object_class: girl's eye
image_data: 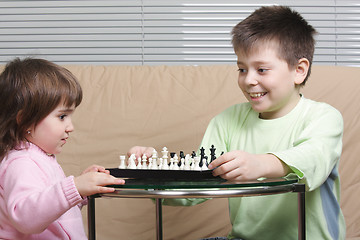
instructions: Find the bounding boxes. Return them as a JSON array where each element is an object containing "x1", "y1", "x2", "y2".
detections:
[{"x1": 59, "y1": 114, "x2": 67, "y2": 120}]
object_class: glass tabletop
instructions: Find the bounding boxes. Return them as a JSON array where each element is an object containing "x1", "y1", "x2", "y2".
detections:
[{"x1": 108, "y1": 177, "x2": 298, "y2": 190}]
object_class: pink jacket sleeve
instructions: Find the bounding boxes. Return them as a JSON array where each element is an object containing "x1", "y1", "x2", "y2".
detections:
[{"x1": 2, "y1": 158, "x2": 83, "y2": 234}]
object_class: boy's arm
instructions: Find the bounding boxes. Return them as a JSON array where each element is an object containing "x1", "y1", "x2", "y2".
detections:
[{"x1": 209, "y1": 152, "x2": 290, "y2": 181}]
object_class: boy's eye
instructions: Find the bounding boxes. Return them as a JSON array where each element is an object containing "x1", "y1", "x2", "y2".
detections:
[
  {"x1": 258, "y1": 68, "x2": 268, "y2": 73},
  {"x1": 237, "y1": 68, "x2": 247, "y2": 73}
]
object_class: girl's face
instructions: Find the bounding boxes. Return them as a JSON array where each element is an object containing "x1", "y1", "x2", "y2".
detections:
[
  {"x1": 26, "y1": 102, "x2": 75, "y2": 155},
  {"x1": 236, "y1": 44, "x2": 307, "y2": 119}
]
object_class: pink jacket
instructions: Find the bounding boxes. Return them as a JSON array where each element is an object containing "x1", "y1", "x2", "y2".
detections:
[{"x1": 0, "y1": 143, "x2": 87, "y2": 239}]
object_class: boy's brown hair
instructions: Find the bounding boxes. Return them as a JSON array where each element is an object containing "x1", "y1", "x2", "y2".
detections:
[
  {"x1": 231, "y1": 5, "x2": 317, "y2": 84},
  {"x1": 0, "y1": 57, "x2": 82, "y2": 160}
]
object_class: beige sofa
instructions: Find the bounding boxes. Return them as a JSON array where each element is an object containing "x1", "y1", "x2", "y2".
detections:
[{"x1": 49, "y1": 65, "x2": 360, "y2": 239}]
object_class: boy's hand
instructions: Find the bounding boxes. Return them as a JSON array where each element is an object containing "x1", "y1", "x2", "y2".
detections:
[
  {"x1": 208, "y1": 151, "x2": 289, "y2": 181},
  {"x1": 127, "y1": 146, "x2": 155, "y2": 159},
  {"x1": 74, "y1": 171, "x2": 125, "y2": 197}
]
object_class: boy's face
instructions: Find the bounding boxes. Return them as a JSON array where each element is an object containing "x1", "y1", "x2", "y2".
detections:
[
  {"x1": 26, "y1": 102, "x2": 76, "y2": 155},
  {"x1": 236, "y1": 44, "x2": 305, "y2": 119}
]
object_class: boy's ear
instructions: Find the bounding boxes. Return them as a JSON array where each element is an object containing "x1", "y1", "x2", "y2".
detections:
[{"x1": 294, "y1": 58, "x2": 310, "y2": 85}]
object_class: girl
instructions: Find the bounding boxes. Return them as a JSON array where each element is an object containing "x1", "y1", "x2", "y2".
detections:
[{"x1": 0, "y1": 58, "x2": 124, "y2": 239}]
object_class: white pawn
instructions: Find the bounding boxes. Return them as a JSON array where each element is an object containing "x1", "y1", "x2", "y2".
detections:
[
  {"x1": 161, "y1": 157, "x2": 169, "y2": 170},
  {"x1": 127, "y1": 154, "x2": 137, "y2": 169},
  {"x1": 190, "y1": 157, "x2": 195, "y2": 170},
  {"x1": 201, "y1": 157, "x2": 209, "y2": 170},
  {"x1": 184, "y1": 154, "x2": 191, "y2": 170},
  {"x1": 180, "y1": 158, "x2": 185, "y2": 170},
  {"x1": 118, "y1": 155, "x2": 126, "y2": 169},
  {"x1": 151, "y1": 156, "x2": 158, "y2": 170},
  {"x1": 137, "y1": 157, "x2": 142, "y2": 169},
  {"x1": 158, "y1": 158, "x2": 164, "y2": 169},
  {"x1": 193, "y1": 156, "x2": 201, "y2": 170},
  {"x1": 173, "y1": 154, "x2": 180, "y2": 170},
  {"x1": 148, "y1": 157, "x2": 153, "y2": 169},
  {"x1": 169, "y1": 157, "x2": 174, "y2": 170},
  {"x1": 142, "y1": 154, "x2": 148, "y2": 169}
]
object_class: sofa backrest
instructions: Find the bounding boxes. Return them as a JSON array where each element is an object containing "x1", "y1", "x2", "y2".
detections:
[
  {"x1": 61, "y1": 64, "x2": 359, "y2": 239},
  {"x1": 1, "y1": 64, "x2": 358, "y2": 239}
]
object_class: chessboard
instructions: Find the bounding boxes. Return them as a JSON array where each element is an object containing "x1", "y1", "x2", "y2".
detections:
[{"x1": 107, "y1": 145, "x2": 221, "y2": 180}]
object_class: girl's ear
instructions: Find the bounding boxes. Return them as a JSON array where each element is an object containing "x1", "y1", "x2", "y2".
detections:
[
  {"x1": 16, "y1": 110, "x2": 23, "y2": 125},
  {"x1": 294, "y1": 58, "x2": 310, "y2": 85}
]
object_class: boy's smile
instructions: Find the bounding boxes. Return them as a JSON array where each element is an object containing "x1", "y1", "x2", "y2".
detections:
[{"x1": 236, "y1": 43, "x2": 307, "y2": 119}]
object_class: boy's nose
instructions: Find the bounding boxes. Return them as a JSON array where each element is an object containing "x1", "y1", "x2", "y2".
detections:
[{"x1": 244, "y1": 71, "x2": 258, "y2": 85}]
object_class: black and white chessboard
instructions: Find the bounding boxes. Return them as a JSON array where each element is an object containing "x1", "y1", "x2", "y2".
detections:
[{"x1": 108, "y1": 146, "x2": 219, "y2": 180}]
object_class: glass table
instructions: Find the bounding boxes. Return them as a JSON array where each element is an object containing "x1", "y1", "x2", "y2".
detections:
[{"x1": 88, "y1": 177, "x2": 305, "y2": 240}]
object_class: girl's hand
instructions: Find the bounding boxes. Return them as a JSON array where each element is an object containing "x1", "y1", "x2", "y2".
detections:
[
  {"x1": 74, "y1": 172, "x2": 125, "y2": 197},
  {"x1": 81, "y1": 164, "x2": 110, "y2": 175}
]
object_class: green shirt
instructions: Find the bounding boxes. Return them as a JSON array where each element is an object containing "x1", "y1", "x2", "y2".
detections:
[{"x1": 165, "y1": 96, "x2": 346, "y2": 240}]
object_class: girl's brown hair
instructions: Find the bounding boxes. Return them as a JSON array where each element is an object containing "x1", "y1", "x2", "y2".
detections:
[{"x1": 0, "y1": 58, "x2": 82, "y2": 160}]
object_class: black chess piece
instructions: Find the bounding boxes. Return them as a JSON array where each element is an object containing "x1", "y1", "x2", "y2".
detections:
[
  {"x1": 210, "y1": 145, "x2": 216, "y2": 163},
  {"x1": 199, "y1": 147, "x2": 206, "y2": 167}
]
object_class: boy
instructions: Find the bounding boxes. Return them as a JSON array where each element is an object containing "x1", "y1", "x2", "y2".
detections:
[{"x1": 130, "y1": 5, "x2": 345, "y2": 240}]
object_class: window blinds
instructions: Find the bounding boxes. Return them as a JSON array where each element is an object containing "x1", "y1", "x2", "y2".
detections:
[{"x1": 0, "y1": 0, "x2": 359, "y2": 66}]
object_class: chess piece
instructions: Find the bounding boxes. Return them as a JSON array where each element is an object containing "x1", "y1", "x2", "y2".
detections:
[
  {"x1": 137, "y1": 157, "x2": 142, "y2": 169},
  {"x1": 173, "y1": 154, "x2": 180, "y2": 170},
  {"x1": 142, "y1": 154, "x2": 148, "y2": 169},
  {"x1": 193, "y1": 156, "x2": 201, "y2": 170},
  {"x1": 199, "y1": 147, "x2": 206, "y2": 167},
  {"x1": 169, "y1": 157, "x2": 174, "y2": 170},
  {"x1": 180, "y1": 158, "x2": 185, "y2": 170},
  {"x1": 127, "y1": 154, "x2": 137, "y2": 169},
  {"x1": 118, "y1": 155, "x2": 126, "y2": 169},
  {"x1": 161, "y1": 147, "x2": 169, "y2": 170},
  {"x1": 210, "y1": 145, "x2": 216, "y2": 163},
  {"x1": 184, "y1": 154, "x2": 191, "y2": 170},
  {"x1": 201, "y1": 157, "x2": 209, "y2": 170}
]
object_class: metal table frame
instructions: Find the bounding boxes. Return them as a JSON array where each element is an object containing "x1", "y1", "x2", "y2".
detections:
[{"x1": 88, "y1": 182, "x2": 305, "y2": 240}]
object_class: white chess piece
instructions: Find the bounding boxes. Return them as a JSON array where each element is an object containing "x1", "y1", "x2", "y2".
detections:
[
  {"x1": 137, "y1": 157, "x2": 142, "y2": 169},
  {"x1": 161, "y1": 157, "x2": 169, "y2": 170},
  {"x1": 193, "y1": 156, "x2": 201, "y2": 170},
  {"x1": 173, "y1": 154, "x2": 180, "y2": 170},
  {"x1": 127, "y1": 154, "x2": 137, "y2": 169},
  {"x1": 151, "y1": 156, "x2": 158, "y2": 170},
  {"x1": 142, "y1": 154, "x2": 148, "y2": 169},
  {"x1": 190, "y1": 157, "x2": 195, "y2": 170},
  {"x1": 161, "y1": 147, "x2": 168, "y2": 165},
  {"x1": 148, "y1": 157, "x2": 153, "y2": 169},
  {"x1": 118, "y1": 155, "x2": 126, "y2": 169},
  {"x1": 152, "y1": 149, "x2": 159, "y2": 166},
  {"x1": 184, "y1": 154, "x2": 191, "y2": 170},
  {"x1": 180, "y1": 158, "x2": 185, "y2": 170},
  {"x1": 201, "y1": 157, "x2": 209, "y2": 170},
  {"x1": 169, "y1": 157, "x2": 174, "y2": 170},
  {"x1": 158, "y1": 158, "x2": 165, "y2": 169}
]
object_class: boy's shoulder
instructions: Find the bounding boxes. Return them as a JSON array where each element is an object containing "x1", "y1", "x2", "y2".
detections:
[{"x1": 301, "y1": 97, "x2": 342, "y2": 118}]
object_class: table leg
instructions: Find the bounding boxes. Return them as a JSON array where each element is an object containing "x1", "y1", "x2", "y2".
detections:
[
  {"x1": 88, "y1": 196, "x2": 96, "y2": 240},
  {"x1": 155, "y1": 198, "x2": 163, "y2": 240},
  {"x1": 295, "y1": 184, "x2": 306, "y2": 240}
]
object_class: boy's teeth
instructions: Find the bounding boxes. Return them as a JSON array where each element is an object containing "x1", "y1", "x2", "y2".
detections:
[{"x1": 250, "y1": 93, "x2": 265, "y2": 98}]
